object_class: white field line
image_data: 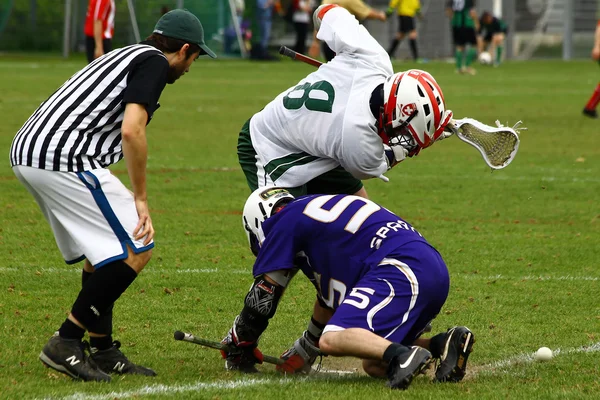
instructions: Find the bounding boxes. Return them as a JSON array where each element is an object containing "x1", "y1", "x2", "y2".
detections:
[
  {"x1": 474, "y1": 342, "x2": 600, "y2": 374},
  {"x1": 44, "y1": 342, "x2": 600, "y2": 400},
  {"x1": 2, "y1": 267, "x2": 597, "y2": 282},
  {"x1": 44, "y1": 378, "x2": 295, "y2": 400}
]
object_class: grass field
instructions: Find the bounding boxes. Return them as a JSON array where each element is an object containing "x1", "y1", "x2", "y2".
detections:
[{"x1": 0, "y1": 55, "x2": 599, "y2": 399}]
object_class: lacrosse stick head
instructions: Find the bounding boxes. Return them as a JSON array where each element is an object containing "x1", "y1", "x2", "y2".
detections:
[
  {"x1": 242, "y1": 187, "x2": 295, "y2": 255},
  {"x1": 450, "y1": 118, "x2": 522, "y2": 169},
  {"x1": 379, "y1": 70, "x2": 452, "y2": 152}
]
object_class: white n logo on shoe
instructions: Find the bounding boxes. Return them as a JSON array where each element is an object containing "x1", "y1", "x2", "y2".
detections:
[
  {"x1": 66, "y1": 355, "x2": 80, "y2": 366},
  {"x1": 114, "y1": 362, "x2": 125, "y2": 372}
]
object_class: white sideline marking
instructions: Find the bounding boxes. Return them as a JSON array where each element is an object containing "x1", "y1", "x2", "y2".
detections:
[
  {"x1": 45, "y1": 378, "x2": 294, "y2": 400},
  {"x1": 0, "y1": 267, "x2": 249, "y2": 275},
  {"x1": 457, "y1": 274, "x2": 599, "y2": 282},
  {"x1": 2, "y1": 267, "x2": 597, "y2": 283},
  {"x1": 43, "y1": 342, "x2": 600, "y2": 399},
  {"x1": 475, "y1": 342, "x2": 600, "y2": 374}
]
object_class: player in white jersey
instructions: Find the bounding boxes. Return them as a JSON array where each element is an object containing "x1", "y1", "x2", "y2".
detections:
[
  {"x1": 238, "y1": 4, "x2": 453, "y2": 198},
  {"x1": 10, "y1": 10, "x2": 215, "y2": 382}
]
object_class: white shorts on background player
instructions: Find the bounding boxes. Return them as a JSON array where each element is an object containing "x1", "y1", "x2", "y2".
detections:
[
  {"x1": 12, "y1": 166, "x2": 153, "y2": 267},
  {"x1": 249, "y1": 6, "x2": 394, "y2": 188}
]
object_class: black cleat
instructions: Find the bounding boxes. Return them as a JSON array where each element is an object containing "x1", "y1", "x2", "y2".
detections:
[
  {"x1": 387, "y1": 346, "x2": 433, "y2": 390},
  {"x1": 39, "y1": 333, "x2": 111, "y2": 382},
  {"x1": 583, "y1": 108, "x2": 598, "y2": 119},
  {"x1": 90, "y1": 341, "x2": 157, "y2": 376},
  {"x1": 434, "y1": 326, "x2": 475, "y2": 383}
]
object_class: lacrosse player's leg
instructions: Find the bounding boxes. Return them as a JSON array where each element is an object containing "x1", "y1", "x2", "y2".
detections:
[
  {"x1": 452, "y1": 27, "x2": 465, "y2": 72},
  {"x1": 319, "y1": 246, "x2": 449, "y2": 389},
  {"x1": 583, "y1": 80, "x2": 600, "y2": 118},
  {"x1": 305, "y1": 166, "x2": 366, "y2": 198},
  {"x1": 492, "y1": 31, "x2": 506, "y2": 66}
]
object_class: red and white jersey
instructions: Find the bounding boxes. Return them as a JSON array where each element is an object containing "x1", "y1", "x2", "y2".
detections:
[
  {"x1": 84, "y1": 0, "x2": 116, "y2": 39},
  {"x1": 249, "y1": 6, "x2": 393, "y2": 187}
]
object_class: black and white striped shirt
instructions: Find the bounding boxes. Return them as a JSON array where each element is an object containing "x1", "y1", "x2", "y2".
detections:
[{"x1": 10, "y1": 43, "x2": 169, "y2": 172}]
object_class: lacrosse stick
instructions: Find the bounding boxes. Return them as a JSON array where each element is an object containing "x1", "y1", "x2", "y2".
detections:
[
  {"x1": 278, "y1": 45, "x2": 523, "y2": 169},
  {"x1": 173, "y1": 330, "x2": 284, "y2": 366}
]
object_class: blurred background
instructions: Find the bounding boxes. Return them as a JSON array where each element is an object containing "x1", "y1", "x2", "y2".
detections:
[{"x1": 0, "y1": 0, "x2": 597, "y2": 60}]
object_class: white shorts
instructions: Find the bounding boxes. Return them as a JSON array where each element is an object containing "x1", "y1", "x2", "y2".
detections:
[{"x1": 13, "y1": 166, "x2": 153, "y2": 268}]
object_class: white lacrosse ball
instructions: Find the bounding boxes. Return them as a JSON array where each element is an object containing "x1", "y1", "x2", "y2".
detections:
[
  {"x1": 534, "y1": 347, "x2": 553, "y2": 361},
  {"x1": 478, "y1": 51, "x2": 492, "y2": 65}
]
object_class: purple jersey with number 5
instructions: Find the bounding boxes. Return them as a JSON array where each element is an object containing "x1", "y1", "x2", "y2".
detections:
[{"x1": 252, "y1": 194, "x2": 437, "y2": 308}]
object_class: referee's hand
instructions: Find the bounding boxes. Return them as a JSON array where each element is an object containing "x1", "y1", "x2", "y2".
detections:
[{"x1": 134, "y1": 198, "x2": 154, "y2": 245}]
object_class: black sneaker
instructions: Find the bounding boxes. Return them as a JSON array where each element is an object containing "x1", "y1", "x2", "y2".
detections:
[
  {"x1": 39, "y1": 334, "x2": 111, "y2": 382},
  {"x1": 387, "y1": 346, "x2": 432, "y2": 390},
  {"x1": 434, "y1": 326, "x2": 475, "y2": 383},
  {"x1": 583, "y1": 108, "x2": 598, "y2": 118},
  {"x1": 90, "y1": 341, "x2": 157, "y2": 376}
]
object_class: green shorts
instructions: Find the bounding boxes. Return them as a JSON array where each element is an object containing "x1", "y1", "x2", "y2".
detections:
[{"x1": 237, "y1": 118, "x2": 363, "y2": 197}]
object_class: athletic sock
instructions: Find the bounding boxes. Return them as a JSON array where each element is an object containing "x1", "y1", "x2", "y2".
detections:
[
  {"x1": 465, "y1": 47, "x2": 477, "y2": 67},
  {"x1": 496, "y1": 45, "x2": 503, "y2": 64},
  {"x1": 585, "y1": 83, "x2": 600, "y2": 110},
  {"x1": 388, "y1": 39, "x2": 400, "y2": 56},
  {"x1": 90, "y1": 335, "x2": 114, "y2": 351},
  {"x1": 58, "y1": 318, "x2": 86, "y2": 340},
  {"x1": 455, "y1": 50, "x2": 464, "y2": 70},
  {"x1": 82, "y1": 268, "x2": 114, "y2": 336},
  {"x1": 428, "y1": 332, "x2": 447, "y2": 359},
  {"x1": 383, "y1": 343, "x2": 409, "y2": 363},
  {"x1": 71, "y1": 260, "x2": 138, "y2": 330},
  {"x1": 82, "y1": 269, "x2": 93, "y2": 286},
  {"x1": 409, "y1": 39, "x2": 418, "y2": 61}
]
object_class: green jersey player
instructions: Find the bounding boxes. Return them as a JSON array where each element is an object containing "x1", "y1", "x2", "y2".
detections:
[{"x1": 446, "y1": 0, "x2": 479, "y2": 74}]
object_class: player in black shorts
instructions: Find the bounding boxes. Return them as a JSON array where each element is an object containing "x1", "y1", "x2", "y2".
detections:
[
  {"x1": 478, "y1": 11, "x2": 508, "y2": 67},
  {"x1": 386, "y1": 1, "x2": 422, "y2": 61},
  {"x1": 447, "y1": 0, "x2": 478, "y2": 75}
]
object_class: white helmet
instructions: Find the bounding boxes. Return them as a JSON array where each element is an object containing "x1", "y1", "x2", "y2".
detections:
[
  {"x1": 380, "y1": 69, "x2": 453, "y2": 153},
  {"x1": 242, "y1": 187, "x2": 295, "y2": 255}
]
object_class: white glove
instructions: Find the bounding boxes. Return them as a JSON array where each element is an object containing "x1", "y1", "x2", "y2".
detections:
[
  {"x1": 313, "y1": 4, "x2": 339, "y2": 32},
  {"x1": 384, "y1": 144, "x2": 408, "y2": 169}
]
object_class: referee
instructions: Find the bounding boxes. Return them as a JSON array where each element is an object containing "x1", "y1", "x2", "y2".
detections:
[
  {"x1": 9, "y1": 9, "x2": 215, "y2": 382},
  {"x1": 386, "y1": 0, "x2": 422, "y2": 61}
]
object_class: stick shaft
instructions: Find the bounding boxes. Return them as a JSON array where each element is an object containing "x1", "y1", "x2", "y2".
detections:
[
  {"x1": 279, "y1": 46, "x2": 323, "y2": 68},
  {"x1": 174, "y1": 331, "x2": 284, "y2": 365}
]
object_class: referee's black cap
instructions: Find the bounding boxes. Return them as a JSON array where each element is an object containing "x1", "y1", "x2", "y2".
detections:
[{"x1": 153, "y1": 9, "x2": 216, "y2": 58}]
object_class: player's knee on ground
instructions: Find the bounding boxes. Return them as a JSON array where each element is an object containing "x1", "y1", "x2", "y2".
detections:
[
  {"x1": 124, "y1": 248, "x2": 152, "y2": 273},
  {"x1": 362, "y1": 359, "x2": 388, "y2": 378},
  {"x1": 319, "y1": 331, "x2": 344, "y2": 356}
]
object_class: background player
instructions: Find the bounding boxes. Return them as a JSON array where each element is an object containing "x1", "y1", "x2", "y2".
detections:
[
  {"x1": 446, "y1": 0, "x2": 479, "y2": 75},
  {"x1": 84, "y1": 0, "x2": 116, "y2": 63},
  {"x1": 9, "y1": 9, "x2": 216, "y2": 382},
  {"x1": 583, "y1": 17, "x2": 600, "y2": 118},
  {"x1": 386, "y1": 0, "x2": 422, "y2": 62},
  {"x1": 477, "y1": 10, "x2": 508, "y2": 67},
  {"x1": 238, "y1": 5, "x2": 453, "y2": 200},
  {"x1": 219, "y1": 187, "x2": 474, "y2": 390}
]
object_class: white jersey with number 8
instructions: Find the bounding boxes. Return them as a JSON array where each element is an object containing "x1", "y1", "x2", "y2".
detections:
[{"x1": 249, "y1": 6, "x2": 393, "y2": 188}]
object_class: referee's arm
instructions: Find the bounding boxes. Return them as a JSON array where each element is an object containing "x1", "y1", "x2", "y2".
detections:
[{"x1": 122, "y1": 104, "x2": 154, "y2": 244}]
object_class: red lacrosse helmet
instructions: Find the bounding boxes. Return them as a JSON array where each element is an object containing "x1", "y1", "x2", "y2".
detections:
[{"x1": 379, "y1": 69, "x2": 453, "y2": 154}]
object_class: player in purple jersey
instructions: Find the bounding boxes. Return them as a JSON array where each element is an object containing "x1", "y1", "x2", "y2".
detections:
[{"x1": 220, "y1": 187, "x2": 474, "y2": 390}]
